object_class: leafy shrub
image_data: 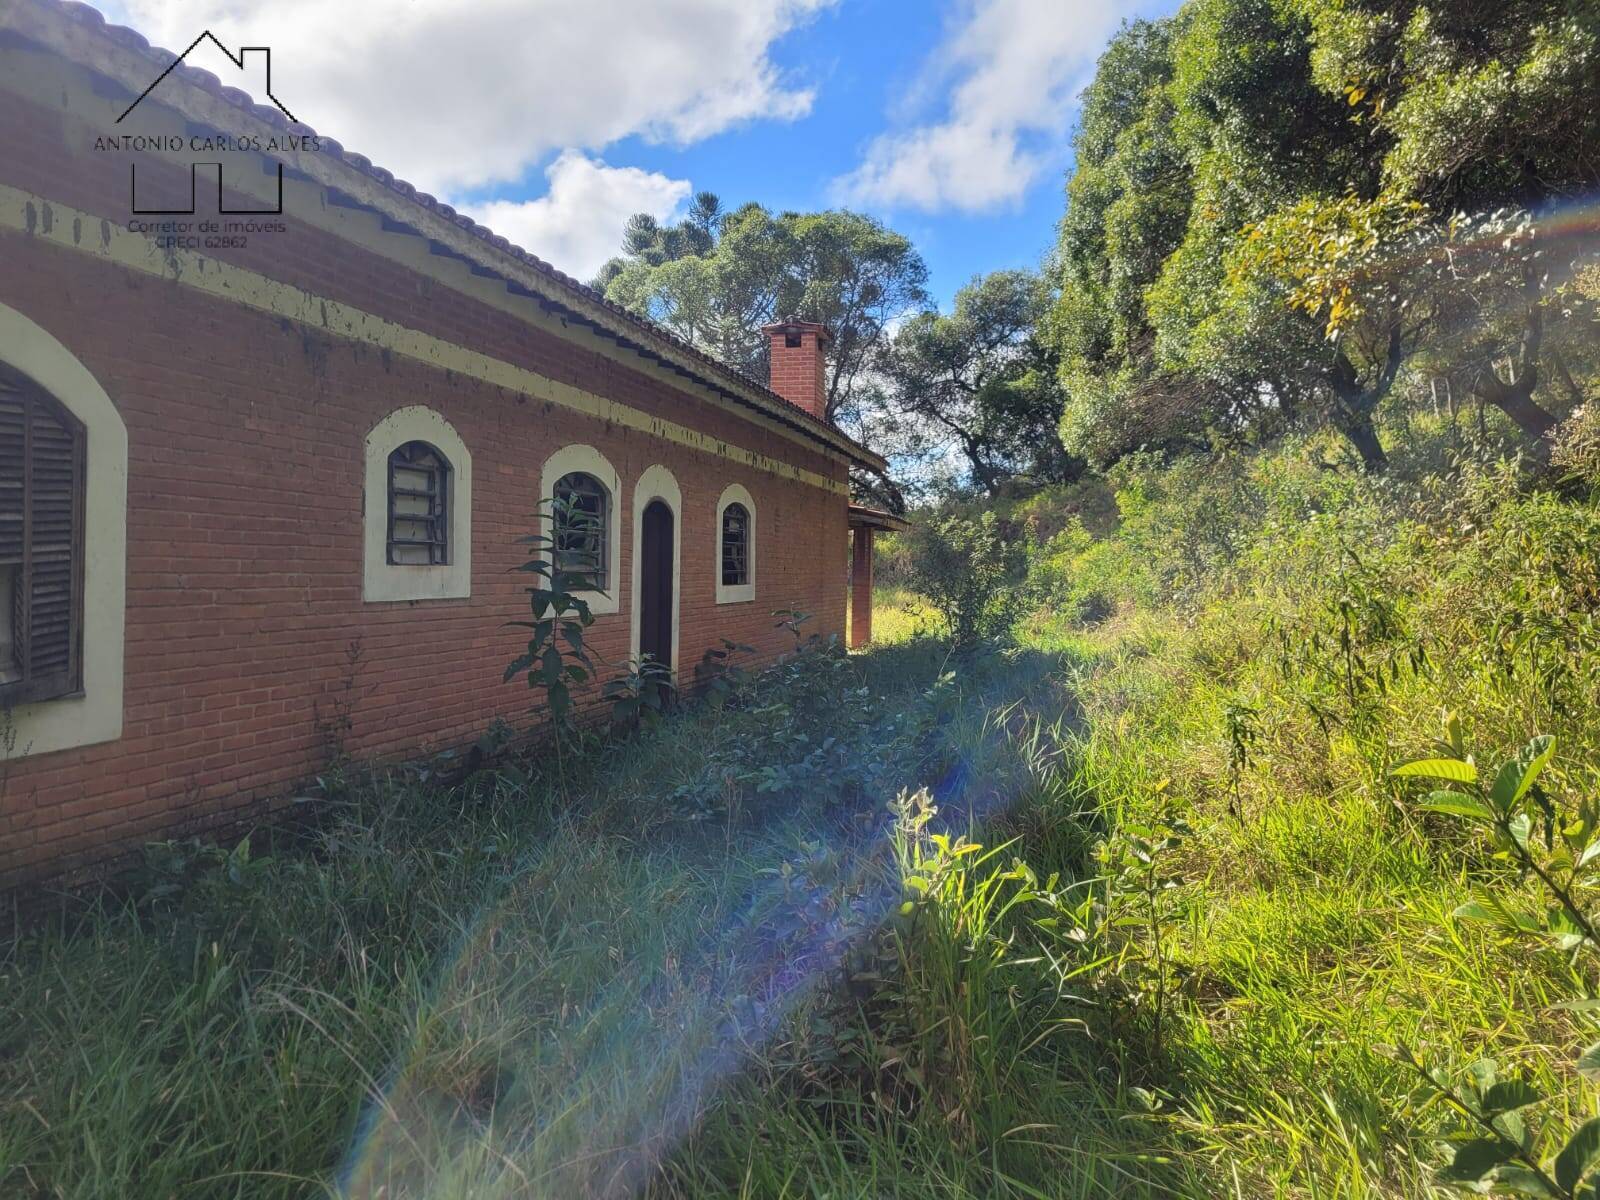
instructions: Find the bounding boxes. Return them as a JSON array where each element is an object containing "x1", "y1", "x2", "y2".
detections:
[
  {"x1": 872, "y1": 530, "x2": 915, "y2": 589},
  {"x1": 600, "y1": 654, "x2": 675, "y2": 735},
  {"x1": 659, "y1": 637, "x2": 961, "y2": 825},
  {"x1": 1026, "y1": 517, "x2": 1118, "y2": 624},
  {"x1": 1390, "y1": 723, "x2": 1600, "y2": 1198},
  {"x1": 1553, "y1": 404, "x2": 1600, "y2": 492},
  {"x1": 902, "y1": 510, "x2": 1026, "y2": 646}
]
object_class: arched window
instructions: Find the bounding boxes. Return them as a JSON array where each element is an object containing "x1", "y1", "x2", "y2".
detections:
[
  {"x1": 387, "y1": 441, "x2": 451, "y2": 565},
  {"x1": 539, "y1": 445, "x2": 619, "y2": 614},
  {"x1": 554, "y1": 471, "x2": 610, "y2": 591},
  {"x1": 0, "y1": 302, "x2": 127, "y2": 759},
  {"x1": 364, "y1": 407, "x2": 471, "y2": 602},
  {"x1": 721, "y1": 503, "x2": 750, "y2": 587},
  {"x1": 714, "y1": 483, "x2": 756, "y2": 604},
  {"x1": 0, "y1": 365, "x2": 86, "y2": 706}
]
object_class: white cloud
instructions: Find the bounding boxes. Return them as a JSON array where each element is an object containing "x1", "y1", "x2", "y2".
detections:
[
  {"x1": 101, "y1": 0, "x2": 831, "y2": 196},
  {"x1": 834, "y1": 0, "x2": 1143, "y2": 213},
  {"x1": 464, "y1": 152, "x2": 691, "y2": 280}
]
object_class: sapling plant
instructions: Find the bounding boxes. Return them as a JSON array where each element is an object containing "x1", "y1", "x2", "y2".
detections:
[
  {"x1": 504, "y1": 497, "x2": 599, "y2": 784},
  {"x1": 1222, "y1": 699, "x2": 1259, "y2": 819},
  {"x1": 1395, "y1": 716, "x2": 1594, "y2": 951},
  {"x1": 601, "y1": 654, "x2": 676, "y2": 735},
  {"x1": 1390, "y1": 715, "x2": 1600, "y2": 1196},
  {"x1": 693, "y1": 638, "x2": 755, "y2": 709},
  {"x1": 1381, "y1": 1044, "x2": 1600, "y2": 1199},
  {"x1": 1094, "y1": 786, "x2": 1189, "y2": 1058},
  {"x1": 1271, "y1": 545, "x2": 1428, "y2": 731},
  {"x1": 772, "y1": 606, "x2": 814, "y2": 652}
]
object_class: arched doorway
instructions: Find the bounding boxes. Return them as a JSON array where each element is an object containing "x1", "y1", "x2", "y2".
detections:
[{"x1": 639, "y1": 499, "x2": 674, "y2": 677}]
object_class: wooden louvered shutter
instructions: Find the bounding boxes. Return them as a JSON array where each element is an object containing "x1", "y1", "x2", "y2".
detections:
[{"x1": 0, "y1": 368, "x2": 86, "y2": 706}]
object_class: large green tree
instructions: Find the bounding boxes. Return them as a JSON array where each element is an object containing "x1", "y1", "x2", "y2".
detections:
[
  {"x1": 1051, "y1": 0, "x2": 1600, "y2": 470},
  {"x1": 1052, "y1": 17, "x2": 1200, "y2": 467},
  {"x1": 1290, "y1": 0, "x2": 1600, "y2": 445},
  {"x1": 595, "y1": 197, "x2": 929, "y2": 427},
  {"x1": 875, "y1": 270, "x2": 1079, "y2": 497},
  {"x1": 1065, "y1": 0, "x2": 1406, "y2": 470}
]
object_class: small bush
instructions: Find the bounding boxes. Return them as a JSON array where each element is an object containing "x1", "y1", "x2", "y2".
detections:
[
  {"x1": 1553, "y1": 404, "x2": 1600, "y2": 492},
  {"x1": 901, "y1": 510, "x2": 1027, "y2": 647}
]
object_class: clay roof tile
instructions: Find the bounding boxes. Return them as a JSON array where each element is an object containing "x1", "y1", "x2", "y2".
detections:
[{"x1": 18, "y1": 0, "x2": 883, "y2": 470}]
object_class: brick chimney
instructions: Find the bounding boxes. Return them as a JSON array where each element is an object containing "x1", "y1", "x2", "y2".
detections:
[{"x1": 761, "y1": 319, "x2": 832, "y2": 422}]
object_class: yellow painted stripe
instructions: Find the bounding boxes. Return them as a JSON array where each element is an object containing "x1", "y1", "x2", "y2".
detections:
[{"x1": 0, "y1": 184, "x2": 848, "y2": 496}]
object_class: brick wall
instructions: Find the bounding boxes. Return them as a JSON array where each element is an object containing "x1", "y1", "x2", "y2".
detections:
[{"x1": 0, "y1": 77, "x2": 851, "y2": 889}]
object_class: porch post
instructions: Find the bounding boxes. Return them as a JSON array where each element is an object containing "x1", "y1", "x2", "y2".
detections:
[{"x1": 850, "y1": 526, "x2": 873, "y2": 648}]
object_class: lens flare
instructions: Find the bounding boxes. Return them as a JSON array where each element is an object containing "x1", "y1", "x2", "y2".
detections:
[{"x1": 334, "y1": 695, "x2": 1032, "y2": 1198}]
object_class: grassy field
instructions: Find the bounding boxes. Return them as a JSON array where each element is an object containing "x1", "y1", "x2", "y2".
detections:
[
  {"x1": 6, "y1": 427, "x2": 1600, "y2": 1197},
  {"x1": 996, "y1": 431, "x2": 1600, "y2": 1198},
  {"x1": 1, "y1": 632, "x2": 1111, "y2": 1198}
]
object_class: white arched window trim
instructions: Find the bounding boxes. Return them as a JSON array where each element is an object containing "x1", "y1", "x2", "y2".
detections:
[
  {"x1": 0, "y1": 301, "x2": 127, "y2": 759},
  {"x1": 539, "y1": 444, "x2": 622, "y2": 616},
  {"x1": 630, "y1": 465, "x2": 683, "y2": 677},
  {"x1": 715, "y1": 482, "x2": 757, "y2": 605},
  {"x1": 363, "y1": 407, "x2": 472, "y2": 603}
]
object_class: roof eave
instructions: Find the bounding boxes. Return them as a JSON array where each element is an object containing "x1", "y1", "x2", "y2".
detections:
[{"x1": 6, "y1": 0, "x2": 887, "y2": 473}]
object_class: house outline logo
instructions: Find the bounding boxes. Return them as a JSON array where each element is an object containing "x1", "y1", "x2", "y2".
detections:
[
  {"x1": 117, "y1": 31, "x2": 296, "y2": 125},
  {"x1": 116, "y1": 32, "x2": 301, "y2": 216}
]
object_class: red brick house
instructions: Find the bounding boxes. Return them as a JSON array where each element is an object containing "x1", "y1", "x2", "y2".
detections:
[{"x1": 0, "y1": 0, "x2": 896, "y2": 889}]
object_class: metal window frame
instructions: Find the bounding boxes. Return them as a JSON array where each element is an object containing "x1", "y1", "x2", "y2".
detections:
[
  {"x1": 386, "y1": 440, "x2": 450, "y2": 566},
  {"x1": 0, "y1": 372, "x2": 87, "y2": 708},
  {"x1": 553, "y1": 471, "x2": 610, "y2": 592},
  {"x1": 720, "y1": 502, "x2": 750, "y2": 587}
]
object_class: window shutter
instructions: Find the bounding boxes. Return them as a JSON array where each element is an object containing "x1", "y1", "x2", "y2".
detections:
[
  {"x1": 0, "y1": 386, "x2": 22, "y2": 567},
  {"x1": 0, "y1": 373, "x2": 85, "y2": 704},
  {"x1": 553, "y1": 472, "x2": 609, "y2": 591}
]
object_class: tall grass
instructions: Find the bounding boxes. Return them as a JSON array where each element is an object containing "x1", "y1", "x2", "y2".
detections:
[
  {"x1": 9, "y1": 421, "x2": 1600, "y2": 1197},
  {"x1": 2, "y1": 637, "x2": 1124, "y2": 1198},
  {"x1": 996, "y1": 425, "x2": 1600, "y2": 1197}
]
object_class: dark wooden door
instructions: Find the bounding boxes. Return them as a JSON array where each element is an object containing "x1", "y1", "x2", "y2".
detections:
[{"x1": 640, "y1": 500, "x2": 674, "y2": 674}]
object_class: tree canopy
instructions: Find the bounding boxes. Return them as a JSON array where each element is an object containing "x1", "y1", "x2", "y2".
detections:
[
  {"x1": 1051, "y1": 0, "x2": 1600, "y2": 471},
  {"x1": 595, "y1": 196, "x2": 929, "y2": 428},
  {"x1": 873, "y1": 270, "x2": 1079, "y2": 497}
]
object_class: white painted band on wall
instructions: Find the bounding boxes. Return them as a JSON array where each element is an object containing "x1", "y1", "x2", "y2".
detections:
[{"x1": 0, "y1": 185, "x2": 849, "y2": 498}]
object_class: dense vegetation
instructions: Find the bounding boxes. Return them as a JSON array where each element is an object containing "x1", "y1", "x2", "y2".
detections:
[
  {"x1": 857, "y1": 1, "x2": 1600, "y2": 1194},
  {"x1": 1050, "y1": 0, "x2": 1598, "y2": 472},
  {"x1": 0, "y1": 627, "x2": 1092, "y2": 1197},
  {"x1": 874, "y1": 406, "x2": 1600, "y2": 1196},
  {"x1": 5, "y1": 1, "x2": 1599, "y2": 1196},
  {"x1": 15, "y1": 412, "x2": 1600, "y2": 1197}
]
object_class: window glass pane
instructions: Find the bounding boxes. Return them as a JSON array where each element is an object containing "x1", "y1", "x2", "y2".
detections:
[
  {"x1": 554, "y1": 472, "x2": 608, "y2": 590},
  {"x1": 722, "y1": 503, "x2": 749, "y2": 586}
]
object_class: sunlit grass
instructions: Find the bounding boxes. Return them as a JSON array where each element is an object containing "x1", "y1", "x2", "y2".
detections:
[
  {"x1": 870, "y1": 584, "x2": 941, "y2": 646},
  {"x1": 1, "y1": 638, "x2": 1126, "y2": 1198},
  {"x1": 9, "y1": 451, "x2": 1600, "y2": 1199}
]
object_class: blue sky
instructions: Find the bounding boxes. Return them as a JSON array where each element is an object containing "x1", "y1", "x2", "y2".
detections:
[
  {"x1": 104, "y1": 0, "x2": 1179, "y2": 310},
  {"x1": 613, "y1": 0, "x2": 1024, "y2": 307}
]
